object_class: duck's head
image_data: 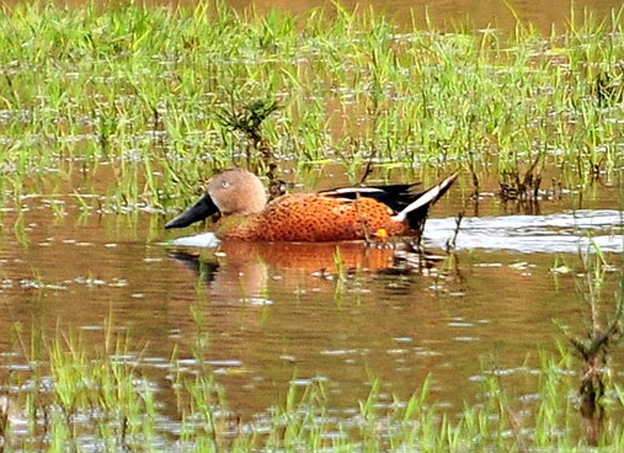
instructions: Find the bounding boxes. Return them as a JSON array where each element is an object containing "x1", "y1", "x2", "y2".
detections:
[{"x1": 165, "y1": 168, "x2": 268, "y2": 229}]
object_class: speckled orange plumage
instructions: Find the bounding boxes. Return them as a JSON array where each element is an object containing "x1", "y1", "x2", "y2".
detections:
[
  {"x1": 216, "y1": 194, "x2": 408, "y2": 242},
  {"x1": 165, "y1": 168, "x2": 459, "y2": 242}
]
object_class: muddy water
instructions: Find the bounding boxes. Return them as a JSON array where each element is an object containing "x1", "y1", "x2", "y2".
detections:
[
  {"x1": 4, "y1": 0, "x2": 621, "y2": 32},
  {"x1": 0, "y1": 170, "x2": 622, "y2": 424},
  {"x1": 228, "y1": 0, "x2": 622, "y2": 33}
]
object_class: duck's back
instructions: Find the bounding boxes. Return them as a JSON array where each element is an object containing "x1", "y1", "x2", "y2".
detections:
[{"x1": 221, "y1": 194, "x2": 408, "y2": 242}]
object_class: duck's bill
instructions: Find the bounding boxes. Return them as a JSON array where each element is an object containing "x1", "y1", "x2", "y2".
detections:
[{"x1": 165, "y1": 193, "x2": 219, "y2": 229}]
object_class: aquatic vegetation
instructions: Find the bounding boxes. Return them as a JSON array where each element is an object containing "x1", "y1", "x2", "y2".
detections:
[
  {"x1": 0, "y1": 3, "x2": 622, "y2": 218},
  {"x1": 1, "y1": 313, "x2": 624, "y2": 451},
  {"x1": 216, "y1": 97, "x2": 279, "y2": 161},
  {"x1": 554, "y1": 246, "x2": 624, "y2": 445}
]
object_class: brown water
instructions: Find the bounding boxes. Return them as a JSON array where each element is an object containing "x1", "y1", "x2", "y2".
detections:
[
  {"x1": 2, "y1": 0, "x2": 620, "y2": 33},
  {"x1": 228, "y1": 0, "x2": 622, "y2": 32},
  {"x1": 1, "y1": 168, "x2": 622, "y2": 426}
]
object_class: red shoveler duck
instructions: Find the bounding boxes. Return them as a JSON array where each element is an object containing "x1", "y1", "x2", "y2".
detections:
[{"x1": 165, "y1": 168, "x2": 458, "y2": 242}]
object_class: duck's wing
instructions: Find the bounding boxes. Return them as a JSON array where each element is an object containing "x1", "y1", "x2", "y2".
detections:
[
  {"x1": 390, "y1": 172, "x2": 458, "y2": 230},
  {"x1": 319, "y1": 172, "x2": 458, "y2": 231},
  {"x1": 318, "y1": 183, "x2": 421, "y2": 213}
]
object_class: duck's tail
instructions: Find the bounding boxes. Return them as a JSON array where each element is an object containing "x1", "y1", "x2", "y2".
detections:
[{"x1": 391, "y1": 171, "x2": 459, "y2": 231}]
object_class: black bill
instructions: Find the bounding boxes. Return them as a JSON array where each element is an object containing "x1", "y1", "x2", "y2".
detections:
[{"x1": 165, "y1": 192, "x2": 219, "y2": 229}]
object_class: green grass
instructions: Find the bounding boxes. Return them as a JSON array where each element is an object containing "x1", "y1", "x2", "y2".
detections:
[
  {"x1": 0, "y1": 2, "x2": 623, "y2": 216},
  {"x1": 1, "y1": 318, "x2": 624, "y2": 452}
]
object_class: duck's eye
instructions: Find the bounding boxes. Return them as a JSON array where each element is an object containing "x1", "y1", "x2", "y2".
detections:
[{"x1": 221, "y1": 180, "x2": 230, "y2": 188}]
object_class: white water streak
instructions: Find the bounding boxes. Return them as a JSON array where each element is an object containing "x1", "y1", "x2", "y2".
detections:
[{"x1": 424, "y1": 210, "x2": 624, "y2": 253}]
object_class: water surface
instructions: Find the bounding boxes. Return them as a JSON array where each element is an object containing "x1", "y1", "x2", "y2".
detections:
[
  {"x1": 1, "y1": 174, "x2": 622, "y2": 424},
  {"x1": 229, "y1": 0, "x2": 622, "y2": 33},
  {"x1": 2, "y1": 0, "x2": 621, "y2": 33}
]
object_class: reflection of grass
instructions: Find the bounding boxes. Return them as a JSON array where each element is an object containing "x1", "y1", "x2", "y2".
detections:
[
  {"x1": 0, "y1": 4, "x2": 623, "y2": 217},
  {"x1": 3, "y1": 317, "x2": 624, "y2": 451}
]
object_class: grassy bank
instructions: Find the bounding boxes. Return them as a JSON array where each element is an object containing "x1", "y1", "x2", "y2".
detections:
[{"x1": 0, "y1": 3, "x2": 623, "y2": 214}]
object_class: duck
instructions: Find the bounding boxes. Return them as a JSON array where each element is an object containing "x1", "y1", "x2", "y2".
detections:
[{"x1": 165, "y1": 168, "x2": 458, "y2": 242}]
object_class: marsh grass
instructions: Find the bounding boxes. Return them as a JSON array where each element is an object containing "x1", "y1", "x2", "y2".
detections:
[
  {"x1": 553, "y1": 246, "x2": 624, "y2": 445},
  {"x1": 0, "y1": 3, "x2": 623, "y2": 218},
  {"x1": 2, "y1": 316, "x2": 624, "y2": 452},
  {"x1": 216, "y1": 97, "x2": 279, "y2": 160}
]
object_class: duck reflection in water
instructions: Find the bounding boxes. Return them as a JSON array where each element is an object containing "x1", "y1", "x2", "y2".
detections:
[{"x1": 169, "y1": 240, "x2": 445, "y2": 301}]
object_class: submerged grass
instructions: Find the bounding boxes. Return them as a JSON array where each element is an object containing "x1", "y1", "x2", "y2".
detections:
[{"x1": 0, "y1": 3, "x2": 623, "y2": 215}]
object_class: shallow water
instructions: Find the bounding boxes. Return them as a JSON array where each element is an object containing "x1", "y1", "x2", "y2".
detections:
[
  {"x1": 1, "y1": 174, "x2": 622, "y2": 428},
  {"x1": 0, "y1": 0, "x2": 622, "y2": 445},
  {"x1": 228, "y1": 0, "x2": 623, "y2": 33},
  {"x1": 13, "y1": 0, "x2": 622, "y2": 33}
]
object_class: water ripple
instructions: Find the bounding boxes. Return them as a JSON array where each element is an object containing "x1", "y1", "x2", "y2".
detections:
[{"x1": 425, "y1": 209, "x2": 624, "y2": 253}]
